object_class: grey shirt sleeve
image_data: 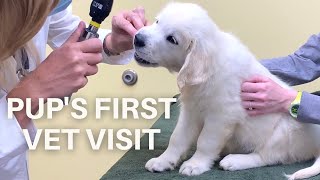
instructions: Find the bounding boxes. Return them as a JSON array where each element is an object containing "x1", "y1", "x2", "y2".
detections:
[
  {"x1": 298, "y1": 92, "x2": 320, "y2": 124},
  {"x1": 261, "y1": 34, "x2": 320, "y2": 86},
  {"x1": 260, "y1": 34, "x2": 320, "y2": 124}
]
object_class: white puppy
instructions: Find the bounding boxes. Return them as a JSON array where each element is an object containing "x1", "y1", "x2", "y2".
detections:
[{"x1": 134, "y1": 2, "x2": 320, "y2": 180}]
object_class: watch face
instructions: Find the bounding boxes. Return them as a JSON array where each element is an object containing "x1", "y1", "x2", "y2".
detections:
[{"x1": 290, "y1": 104, "x2": 300, "y2": 118}]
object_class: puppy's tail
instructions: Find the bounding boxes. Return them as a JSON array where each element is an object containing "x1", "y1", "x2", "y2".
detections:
[{"x1": 285, "y1": 156, "x2": 320, "y2": 180}]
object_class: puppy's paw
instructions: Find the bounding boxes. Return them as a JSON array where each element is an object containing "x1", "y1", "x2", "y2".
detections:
[
  {"x1": 285, "y1": 170, "x2": 316, "y2": 180},
  {"x1": 179, "y1": 159, "x2": 210, "y2": 176},
  {"x1": 284, "y1": 173, "x2": 296, "y2": 180},
  {"x1": 145, "y1": 157, "x2": 176, "y2": 173},
  {"x1": 219, "y1": 154, "x2": 247, "y2": 171}
]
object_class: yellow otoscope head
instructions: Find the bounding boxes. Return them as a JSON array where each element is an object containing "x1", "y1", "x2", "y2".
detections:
[
  {"x1": 89, "y1": 21, "x2": 101, "y2": 29},
  {"x1": 79, "y1": 0, "x2": 113, "y2": 41}
]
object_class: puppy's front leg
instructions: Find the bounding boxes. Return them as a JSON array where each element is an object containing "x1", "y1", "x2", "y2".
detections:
[
  {"x1": 179, "y1": 119, "x2": 234, "y2": 176},
  {"x1": 145, "y1": 107, "x2": 202, "y2": 173}
]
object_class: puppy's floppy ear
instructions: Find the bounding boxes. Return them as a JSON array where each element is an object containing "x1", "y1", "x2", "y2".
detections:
[{"x1": 177, "y1": 39, "x2": 213, "y2": 90}]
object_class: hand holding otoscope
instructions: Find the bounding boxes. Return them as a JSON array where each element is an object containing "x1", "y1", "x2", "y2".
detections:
[
  {"x1": 64, "y1": 0, "x2": 114, "y2": 103},
  {"x1": 62, "y1": 0, "x2": 149, "y2": 103}
]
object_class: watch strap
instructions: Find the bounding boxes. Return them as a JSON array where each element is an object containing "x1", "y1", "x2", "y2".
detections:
[
  {"x1": 292, "y1": 91, "x2": 302, "y2": 105},
  {"x1": 289, "y1": 91, "x2": 302, "y2": 118}
]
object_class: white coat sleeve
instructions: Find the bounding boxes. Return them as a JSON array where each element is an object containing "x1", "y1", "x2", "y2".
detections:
[
  {"x1": 0, "y1": 96, "x2": 36, "y2": 165},
  {"x1": 47, "y1": 7, "x2": 134, "y2": 65}
]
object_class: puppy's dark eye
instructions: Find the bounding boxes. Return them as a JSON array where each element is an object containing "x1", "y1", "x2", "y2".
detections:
[
  {"x1": 167, "y1": 35, "x2": 178, "y2": 45},
  {"x1": 156, "y1": 20, "x2": 159, "y2": 24}
]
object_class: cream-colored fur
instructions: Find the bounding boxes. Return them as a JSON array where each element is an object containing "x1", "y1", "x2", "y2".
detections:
[{"x1": 134, "y1": 3, "x2": 320, "y2": 179}]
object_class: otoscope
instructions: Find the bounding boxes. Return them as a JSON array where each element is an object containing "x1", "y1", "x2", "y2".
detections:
[
  {"x1": 64, "y1": 0, "x2": 114, "y2": 104},
  {"x1": 79, "y1": 0, "x2": 114, "y2": 41}
]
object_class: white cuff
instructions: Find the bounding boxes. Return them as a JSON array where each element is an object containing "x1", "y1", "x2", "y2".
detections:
[{"x1": 102, "y1": 49, "x2": 134, "y2": 65}]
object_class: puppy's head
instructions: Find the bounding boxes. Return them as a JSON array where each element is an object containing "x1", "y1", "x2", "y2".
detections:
[{"x1": 134, "y1": 3, "x2": 219, "y2": 89}]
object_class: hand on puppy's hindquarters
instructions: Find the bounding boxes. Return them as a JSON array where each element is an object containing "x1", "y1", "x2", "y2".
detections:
[{"x1": 241, "y1": 75, "x2": 297, "y2": 116}]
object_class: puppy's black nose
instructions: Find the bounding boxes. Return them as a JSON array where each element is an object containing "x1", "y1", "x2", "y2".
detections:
[{"x1": 134, "y1": 34, "x2": 145, "y2": 47}]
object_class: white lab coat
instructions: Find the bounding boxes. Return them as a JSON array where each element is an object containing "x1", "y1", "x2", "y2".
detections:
[{"x1": 0, "y1": 8, "x2": 133, "y2": 180}]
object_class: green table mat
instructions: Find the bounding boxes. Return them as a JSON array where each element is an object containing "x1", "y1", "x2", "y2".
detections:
[{"x1": 101, "y1": 102, "x2": 318, "y2": 180}]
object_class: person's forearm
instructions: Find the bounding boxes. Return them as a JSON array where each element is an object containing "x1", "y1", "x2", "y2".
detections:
[
  {"x1": 105, "y1": 33, "x2": 118, "y2": 54},
  {"x1": 6, "y1": 94, "x2": 36, "y2": 129},
  {"x1": 261, "y1": 55, "x2": 320, "y2": 86},
  {"x1": 296, "y1": 92, "x2": 320, "y2": 124},
  {"x1": 6, "y1": 73, "x2": 46, "y2": 129},
  {"x1": 261, "y1": 34, "x2": 320, "y2": 86}
]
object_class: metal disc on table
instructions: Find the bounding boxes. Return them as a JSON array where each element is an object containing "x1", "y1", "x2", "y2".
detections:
[{"x1": 122, "y1": 69, "x2": 138, "y2": 86}]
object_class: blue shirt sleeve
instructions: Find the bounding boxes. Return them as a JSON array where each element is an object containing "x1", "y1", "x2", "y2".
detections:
[{"x1": 261, "y1": 34, "x2": 320, "y2": 124}]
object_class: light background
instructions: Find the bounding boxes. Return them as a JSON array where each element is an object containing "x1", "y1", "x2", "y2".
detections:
[{"x1": 30, "y1": 1, "x2": 320, "y2": 180}]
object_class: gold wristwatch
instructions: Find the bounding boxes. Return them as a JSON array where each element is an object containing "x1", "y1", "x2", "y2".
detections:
[{"x1": 289, "y1": 91, "x2": 302, "y2": 118}]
